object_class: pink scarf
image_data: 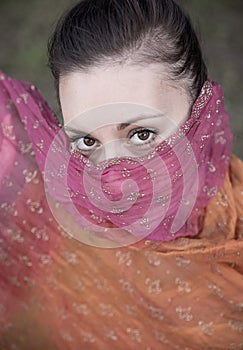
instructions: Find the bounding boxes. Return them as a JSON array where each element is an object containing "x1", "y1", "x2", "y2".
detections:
[{"x1": 0, "y1": 71, "x2": 233, "y2": 246}]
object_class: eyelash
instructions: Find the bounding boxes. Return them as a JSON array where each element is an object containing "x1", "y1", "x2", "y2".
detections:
[
  {"x1": 68, "y1": 127, "x2": 159, "y2": 152},
  {"x1": 128, "y1": 127, "x2": 159, "y2": 146}
]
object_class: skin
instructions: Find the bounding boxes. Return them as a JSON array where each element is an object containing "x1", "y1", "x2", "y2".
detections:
[{"x1": 59, "y1": 64, "x2": 193, "y2": 163}]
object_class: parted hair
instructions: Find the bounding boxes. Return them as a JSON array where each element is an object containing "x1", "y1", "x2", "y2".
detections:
[{"x1": 48, "y1": 0, "x2": 208, "y2": 103}]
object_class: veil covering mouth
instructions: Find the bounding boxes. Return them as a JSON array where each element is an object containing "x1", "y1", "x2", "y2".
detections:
[
  {"x1": 0, "y1": 70, "x2": 233, "y2": 245},
  {"x1": 0, "y1": 70, "x2": 243, "y2": 349}
]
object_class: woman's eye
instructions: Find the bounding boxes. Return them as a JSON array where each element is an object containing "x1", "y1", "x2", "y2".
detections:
[
  {"x1": 70, "y1": 136, "x2": 99, "y2": 152},
  {"x1": 129, "y1": 128, "x2": 159, "y2": 146},
  {"x1": 83, "y1": 137, "x2": 96, "y2": 147}
]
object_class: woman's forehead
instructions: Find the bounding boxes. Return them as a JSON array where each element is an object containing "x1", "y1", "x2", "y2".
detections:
[
  {"x1": 59, "y1": 66, "x2": 191, "y2": 128},
  {"x1": 63, "y1": 103, "x2": 165, "y2": 133}
]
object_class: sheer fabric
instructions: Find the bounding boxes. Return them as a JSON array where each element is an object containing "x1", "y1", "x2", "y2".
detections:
[
  {"x1": 2, "y1": 73, "x2": 233, "y2": 244},
  {"x1": 0, "y1": 71, "x2": 243, "y2": 349}
]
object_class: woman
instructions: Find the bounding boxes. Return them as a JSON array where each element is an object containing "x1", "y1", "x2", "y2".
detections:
[{"x1": 0, "y1": 0, "x2": 243, "y2": 349}]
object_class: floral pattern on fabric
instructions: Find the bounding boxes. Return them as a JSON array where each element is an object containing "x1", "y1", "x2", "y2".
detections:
[{"x1": 0, "y1": 70, "x2": 242, "y2": 349}]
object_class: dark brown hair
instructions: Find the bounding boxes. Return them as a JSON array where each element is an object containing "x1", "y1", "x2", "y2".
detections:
[{"x1": 48, "y1": 0, "x2": 207, "y2": 106}]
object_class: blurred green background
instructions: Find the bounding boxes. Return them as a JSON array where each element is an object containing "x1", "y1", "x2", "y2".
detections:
[{"x1": 0, "y1": 0, "x2": 242, "y2": 158}]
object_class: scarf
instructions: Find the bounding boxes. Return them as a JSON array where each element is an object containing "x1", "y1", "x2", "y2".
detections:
[
  {"x1": 1, "y1": 70, "x2": 243, "y2": 350},
  {"x1": 0, "y1": 72, "x2": 232, "y2": 246}
]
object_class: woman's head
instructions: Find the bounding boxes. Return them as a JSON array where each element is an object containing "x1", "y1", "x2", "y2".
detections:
[
  {"x1": 48, "y1": 0, "x2": 208, "y2": 162},
  {"x1": 43, "y1": 1, "x2": 234, "y2": 242}
]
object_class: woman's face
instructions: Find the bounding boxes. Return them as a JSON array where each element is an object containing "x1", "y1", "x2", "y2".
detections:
[{"x1": 59, "y1": 64, "x2": 192, "y2": 163}]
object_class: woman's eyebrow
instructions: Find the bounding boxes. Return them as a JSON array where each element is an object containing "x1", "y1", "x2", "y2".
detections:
[
  {"x1": 63, "y1": 128, "x2": 87, "y2": 137},
  {"x1": 117, "y1": 113, "x2": 164, "y2": 131},
  {"x1": 64, "y1": 113, "x2": 164, "y2": 135}
]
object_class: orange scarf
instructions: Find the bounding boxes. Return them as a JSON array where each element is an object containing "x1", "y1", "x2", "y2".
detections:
[
  {"x1": 0, "y1": 70, "x2": 242, "y2": 349},
  {"x1": 1, "y1": 154, "x2": 243, "y2": 349}
]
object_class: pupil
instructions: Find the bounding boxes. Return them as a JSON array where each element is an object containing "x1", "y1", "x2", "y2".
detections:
[
  {"x1": 138, "y1": 131, "x2": 149, "y2": 141},
  {"x1": 84, "y1": 137, "x2": 95, "y2": 146}
]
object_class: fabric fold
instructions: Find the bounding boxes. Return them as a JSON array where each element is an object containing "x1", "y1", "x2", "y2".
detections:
[{"x1": 0, "y1": 70, "x2": 243, "y2": 350}]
